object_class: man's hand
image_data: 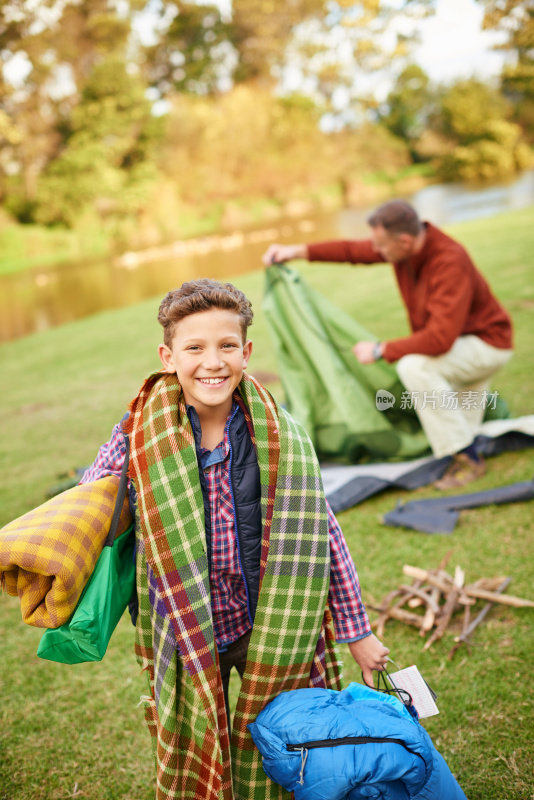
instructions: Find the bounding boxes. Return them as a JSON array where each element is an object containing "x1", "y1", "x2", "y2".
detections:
[
  {"x1": 353, "y1": 341, "x2": 381, "y2": 364},
  {"x1": 262, "y1": 243, "x2": 307, "y2": 267},
  {"x1": 347, "y1": 634, "x2": 390, "y2": 687}
]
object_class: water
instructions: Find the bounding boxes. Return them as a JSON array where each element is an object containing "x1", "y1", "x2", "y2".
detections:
[{"x1": 1, "y1": 171, "x2": 533, "y2": 343}]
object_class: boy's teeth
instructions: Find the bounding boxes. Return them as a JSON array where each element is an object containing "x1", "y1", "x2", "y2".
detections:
[{"x1": 200, "y1": 377, "x2": 225, "y2": 384}]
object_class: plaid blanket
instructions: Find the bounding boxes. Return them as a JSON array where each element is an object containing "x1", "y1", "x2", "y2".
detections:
[
  {"x1": 0, "y1": 476, "x2": 132, "y2": 627},
  {"x1": 124, "y1": 371, "x2": 342, "y2": 800}
]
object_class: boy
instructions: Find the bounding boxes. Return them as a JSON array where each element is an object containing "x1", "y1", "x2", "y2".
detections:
[{"x1": 82, "y1": 278, "x2": 388, "y2": 800}]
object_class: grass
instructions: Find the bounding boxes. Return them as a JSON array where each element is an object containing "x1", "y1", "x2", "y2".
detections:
[
  {"x1": 1, "y1": 206, "x2": 534, "y2": 799},
  {"x1": 0, "y1": 219, "x2": 112, "y2": 277}
]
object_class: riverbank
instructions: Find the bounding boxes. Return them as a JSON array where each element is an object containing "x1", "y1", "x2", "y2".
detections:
[
  {"x1": 0, "y1": 165, "x2": 432, "y2": 277},
  {"x1": 1, "y1": 208, "x2": 533, "y2": 799}
]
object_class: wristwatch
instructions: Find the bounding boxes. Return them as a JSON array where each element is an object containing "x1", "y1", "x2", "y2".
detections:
[{"x1": 372, "y1": 342, "x2": 383, "y2": 361}]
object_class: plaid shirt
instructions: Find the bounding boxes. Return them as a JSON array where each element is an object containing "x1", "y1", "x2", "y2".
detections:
[{"x1": 82, "y1": 409, "x2": 371, "y2": 650}]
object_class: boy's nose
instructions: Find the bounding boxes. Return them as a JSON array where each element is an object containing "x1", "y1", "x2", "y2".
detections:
[{"x1": 203, "y1": 349, "x2": 224, "y2": 368}]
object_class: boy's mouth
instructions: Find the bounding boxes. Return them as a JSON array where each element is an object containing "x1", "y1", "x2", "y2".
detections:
[{"x1": 197, "y1": 377, "x2": 228, "y2": 385}]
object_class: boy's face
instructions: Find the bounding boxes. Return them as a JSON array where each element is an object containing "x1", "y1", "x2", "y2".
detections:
[{"x1": 158, "y1": 308, "x2": 252, "y2": 418}]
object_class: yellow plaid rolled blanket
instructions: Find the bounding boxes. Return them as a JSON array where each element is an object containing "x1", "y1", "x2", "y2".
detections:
[{"x1": 0, "y1": 476, "x2": 132, "y2": 628}]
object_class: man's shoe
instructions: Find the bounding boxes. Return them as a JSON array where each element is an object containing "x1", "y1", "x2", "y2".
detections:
[{"x1": 434, "y1": 453, "x2": 486, "y2": 490}]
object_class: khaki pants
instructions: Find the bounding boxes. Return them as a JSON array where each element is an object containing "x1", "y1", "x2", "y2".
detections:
[{"x1": 396, "y1": 336, "x2": 512, "y2": 458}]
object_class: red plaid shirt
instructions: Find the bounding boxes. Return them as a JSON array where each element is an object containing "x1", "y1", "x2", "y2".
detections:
[{"x1": 82, "y1": 411, "x2": 371, "y2": 650}]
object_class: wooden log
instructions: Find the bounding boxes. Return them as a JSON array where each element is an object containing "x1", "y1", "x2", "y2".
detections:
[
  {"x1": 374, "y1": 580, "x2": 424, "y2": 637},
  {"x1": 447, "y1": 604, "x2": 472, "y2": 660},
  {"x1": 369, "y1": 604, "x2": 422, "y2": 629},
  {"x1": 437, "y1": 550, "x2": 454, "y2": 571},
  {"x1": 398, "y1": 584, "x2": 440, "y2": 614},
  {"x1": 423, "y1": 566, "x2": 464, "y2": 651},
  {"x1": 473, "y1": 576, "x2": 509, "y2": 592},
  {"x1": 405, "y1": 566, "x2": 534, "y2": 607},
  {"x1": 447, "y1": 577, "x2": 512, "y2": 659},
  {"x1": 403, "y1": 565, "x2": 452, "y2": 593},
  {"x1": 459, "y1": 578, "x2": 513, "y2": 641},
  {"x1": 419, "y1": 586, "x2": 441, "y2": 636},
  {"x1": 407, "y1": 597, "x2": 424, "y2": 609},
  {"x1": 373, "y1": 589, "x2": 405, "y2": 638},
  {"x1": 463, "y1": 585, "x2": 534, "y2": 607}
]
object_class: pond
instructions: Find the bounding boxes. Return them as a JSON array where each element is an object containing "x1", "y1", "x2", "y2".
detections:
[{"x1": 1, "y1": 170, "x2": 533, "y2": 343}]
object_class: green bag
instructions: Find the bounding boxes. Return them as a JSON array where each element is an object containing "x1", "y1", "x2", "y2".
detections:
[{"x1": 37, "y1": 435, "x2": 135, "y2": 664}]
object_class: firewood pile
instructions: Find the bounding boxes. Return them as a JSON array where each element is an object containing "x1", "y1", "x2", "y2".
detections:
[{"x1": 370, "y1": 554, "x2": 534, "y2": 659}]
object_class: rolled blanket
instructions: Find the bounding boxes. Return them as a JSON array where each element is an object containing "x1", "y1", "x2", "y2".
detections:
[{"x1": 0, "y1": 476, "x2": 132, "y2": 628}]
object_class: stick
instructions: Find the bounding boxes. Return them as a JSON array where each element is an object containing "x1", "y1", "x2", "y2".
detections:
[
  {"x1": 403, "y1": 565, "x2": 451, "y2": 593},
  {"x1": 419, "y1": 586, "x2": 441, "y2": 636},
  {"x1": 423, "y1": 565, "x2": 464, "y2": 650},
  {"x1": 398, "y1": 584, "x2": 440, "y2": 614},
  {"x1": 401, "y1": 566, "x2": 532, "y2": 607},
  {"x1": 368, "y1": 604, "x2": 423, "y2": 629},
  {"x1": 447, "y1": 577, "x2": 511, "y2": 659},
  {"x1": 447, "y1": 603, "x2": 472, "y2": 660},
  {"x1": 459, "y1": 578, "x2": 512, "y2": 640},
  {"x1": 463, "y1": 585, "x2": 534, "y2": 607},
  {"x1": 374, "y1": 588, "x2": 405, "y2": 638},
  {"x1": 374, "y1": 580, "x2": 424, "y2": 637}
]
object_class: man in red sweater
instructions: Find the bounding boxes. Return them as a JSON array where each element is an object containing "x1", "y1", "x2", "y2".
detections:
[{"x1": 263, "y1": 200, "x2": 513, "y2": 489}]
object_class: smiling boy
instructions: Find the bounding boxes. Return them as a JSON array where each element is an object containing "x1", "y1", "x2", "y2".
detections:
[{"x1": 81, "y1": 278, "x2": 388, "y2": 800}]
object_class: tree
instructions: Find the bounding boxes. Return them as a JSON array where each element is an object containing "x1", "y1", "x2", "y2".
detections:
[
  {"x1": 0, "y1": 0, "x2": 151, "y2": 220},
  {"x1": 477, "y1": 0, "x2": 534, "y2": 141},
  {"x1": 431, "y1": 79, "x2": 532, "y2": 181},
  {"x1": 230, "y1": 0, "x2": 327, "y2": 83},
  {"x1": 380, "y1": 63, "x2": 434, "y2": 158},
  {"x1": 143, "y1": 3, "x2": 238, "y2": 95},
  {"x1": 34, "y1": 57, "x2": 163, "y2": 226}
]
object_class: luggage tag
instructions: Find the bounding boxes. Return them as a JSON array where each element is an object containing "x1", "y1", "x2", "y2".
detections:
[
  {"x1": 386, "y1": 659, "x2": 439, "y2": 719},
  {"x1": 363, "y1": 658, "x2": 439, "y2": 720}
]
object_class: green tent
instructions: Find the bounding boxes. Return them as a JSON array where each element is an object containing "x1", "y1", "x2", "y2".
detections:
[{"x1": 262, "y1": 264, "x2": 430, "y2": 463}]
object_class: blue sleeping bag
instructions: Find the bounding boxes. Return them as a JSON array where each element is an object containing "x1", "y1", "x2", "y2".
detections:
[{"x1": 248, "y1": 682, "x2": 467, "y2": 800}]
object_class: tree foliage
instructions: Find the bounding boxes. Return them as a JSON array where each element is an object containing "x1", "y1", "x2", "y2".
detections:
[
  {"x1": 477, "y1": 0, "x2": 534, "y2": 140},
  {"x1": 0, "y1": 0, "x2": 532, "y2": 239},
  {"x1": 380, "y1": 64, "x2": 434, "y2": 157},
  {"x1": 34, "y1": 58, "x2": 163, "y2": 226},
  {"x1": 432, "y1": 79, "x2": 532, "y2": 181},
  {"x1": 144, "y1": 3, "x2": 237, "y2": 95},
  {"x1": 0, "y1": 1, "x2": 162, "y2": 224}
]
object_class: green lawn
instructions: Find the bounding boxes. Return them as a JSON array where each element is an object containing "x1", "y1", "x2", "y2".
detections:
[{"x1": 1, "y1": 206, "x2": 534, "y2": 799}]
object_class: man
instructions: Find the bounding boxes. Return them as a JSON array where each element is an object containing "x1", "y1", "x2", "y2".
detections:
[{"x1": 263, "y1": 200, "x2": 513, "y2": 489}]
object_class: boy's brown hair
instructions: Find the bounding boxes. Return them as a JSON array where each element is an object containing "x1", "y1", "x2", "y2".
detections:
[{"x1": 158, "y1": 278, "x2": 254, "y2": 347}]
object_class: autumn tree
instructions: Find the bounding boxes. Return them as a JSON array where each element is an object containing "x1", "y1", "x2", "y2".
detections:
[
  {"x1": 477, "y1": 0, "x2": 534, "y2": 141},
  {"x1": 34, "y1": 57, "x2": 163, "y2": 226},
  {"x1": 0, "y1": 0, "x2": 158, "y2": 224},
  {"x1": 143, "y1": 3, "x2": 238, "y2": 95},
  {"x1": 432, "y1": 79, "x2": 532, "y2": 181}
]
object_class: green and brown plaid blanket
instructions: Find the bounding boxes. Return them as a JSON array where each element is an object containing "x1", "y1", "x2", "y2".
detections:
[{"x1": 124, "y1": 371, "x2": 342, "y2": 800}]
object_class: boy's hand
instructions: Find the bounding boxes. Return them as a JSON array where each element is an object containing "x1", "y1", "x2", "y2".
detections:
[{"x1": 347, "y1": 634, "x2": 390, "y2": 687}]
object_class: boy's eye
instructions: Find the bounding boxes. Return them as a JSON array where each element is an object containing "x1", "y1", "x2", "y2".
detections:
[{"x1": 222, "y1": 343, "x2": 238, "y2": 349}]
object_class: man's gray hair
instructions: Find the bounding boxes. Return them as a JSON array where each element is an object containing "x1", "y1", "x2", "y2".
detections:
[{"x1": 367, "y1": 200, "x2": 422, "y2": 237}]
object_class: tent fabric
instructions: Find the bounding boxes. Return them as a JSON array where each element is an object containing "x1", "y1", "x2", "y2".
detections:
[
  {"x1": 262, "y1": 264, "x2": 429, "y2": 463},
  {"x1": 383, "y1": 478, "x2": 534, "y2": 533},
  {"x1": 322, "y1": 424, "x2": 534, "y2": 514},
  {"x1": 248, "y1": 682, "x2": 467, "y2": 800}
]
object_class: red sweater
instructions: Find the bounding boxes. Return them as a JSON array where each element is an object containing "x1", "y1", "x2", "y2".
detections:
[{"x1": 307, "y1": 222, "x2": 513, "y2": 362}]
